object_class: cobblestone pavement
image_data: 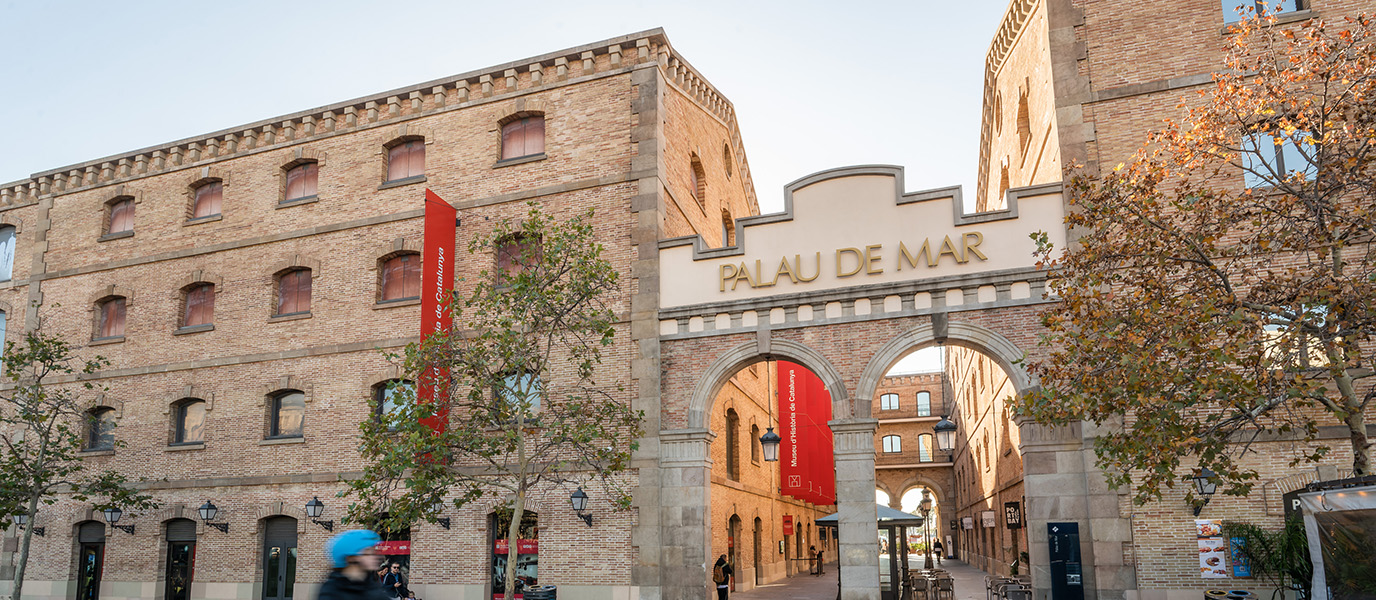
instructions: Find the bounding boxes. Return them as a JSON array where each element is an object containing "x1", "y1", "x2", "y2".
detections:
[{"x1": 732, "y1": 559, "x2": 991, "y2": 600}]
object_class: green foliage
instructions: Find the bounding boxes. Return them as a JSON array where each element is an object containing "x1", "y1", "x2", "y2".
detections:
[
  {"x1": 0, "y1": 319, "x2": 159, "y2": 600},
  {"x1": 344, "y1": 205, "x2": 642, "y2": 597},
  {"x1": 1222, "y1": 518, "x2": 1312, "y2": 600},
  {"x1": 1023, "y1": 14, "x2": 1376, "y2": 505}
]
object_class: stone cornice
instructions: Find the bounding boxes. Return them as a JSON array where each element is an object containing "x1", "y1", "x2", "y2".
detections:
[{"x1": 1, "y1": 28, "x2": 758, "y2": 212}]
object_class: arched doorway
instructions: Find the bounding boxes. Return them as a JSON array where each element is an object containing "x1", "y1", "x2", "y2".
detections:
[
  {"x1": 163, "y1": 518, "x2": 197, "y2": 600},
  {"x1": 727, "y1": 515, "x2": 742, "y2": 591},
  {"x1": 74, "y1": 521, "x2": 105, "y2": 600},
  {"x1": 261, "y1": 516, "x2": 298, "y2": 600},
  {"x1": 752, "y1": 517, "x2": 763, "y2": 586}
]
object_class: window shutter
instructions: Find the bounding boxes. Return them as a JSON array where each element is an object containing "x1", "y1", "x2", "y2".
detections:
[
  {"x1": 185, "y1": 285, "x2": 214, "y2": 326},
  {"x1": 165, "y1": 519, "x2": 197, "y2": 542},
  {"x1": 193, "y1": 182, "x2": 222, "y2": 218},
  {"x1": 100, "y1": 298, "x2": 126, "y2": 338},
  {"x1": 264, "y1": 517, "x2": 298, "y2": 546},
  {"x1": 108, "y1": 199, "x2": 134, "y2": 234}
]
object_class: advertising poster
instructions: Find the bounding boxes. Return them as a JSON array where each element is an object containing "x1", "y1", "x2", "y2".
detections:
[
  {"x1": 1228, "y1": 537, "x2": 1252, "y2": 578},
  {"x1": 776, "y1": 362, "x2": 835, "y2": 505},
  {"x1": 1195, "y1": 519, "x2": 1229, "y2": 579}
]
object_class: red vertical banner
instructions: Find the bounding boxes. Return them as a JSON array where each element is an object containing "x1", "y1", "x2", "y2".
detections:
[
  {"x1": 777, "y1": 362, "x2": 835, "y2": 505},
  {"x1": 419, "y1": 189, "x2": 457, "y2": 432}
]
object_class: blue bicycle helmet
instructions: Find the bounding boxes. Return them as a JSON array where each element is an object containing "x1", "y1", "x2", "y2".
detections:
[{"x1": 327, "y1": 529, "x2": 381, "y2": 568}]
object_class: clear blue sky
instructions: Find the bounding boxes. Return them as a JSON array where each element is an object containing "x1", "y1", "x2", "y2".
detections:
[{"x1": 0, "y1": 0, "x2": 1007, "y2": 214}]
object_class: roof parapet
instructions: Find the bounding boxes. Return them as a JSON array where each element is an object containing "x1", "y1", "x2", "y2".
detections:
[{"x1": 2, "y1": 28, "x2": 756, "y2": 210}]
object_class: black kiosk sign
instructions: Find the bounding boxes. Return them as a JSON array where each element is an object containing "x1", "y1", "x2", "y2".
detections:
[
  {"x1": 1047, "y1": 522, "x2": 1084, "y2": 600},
  {"x1": 1004, "y1": 502, "x2": 1022, "y2": 529}
]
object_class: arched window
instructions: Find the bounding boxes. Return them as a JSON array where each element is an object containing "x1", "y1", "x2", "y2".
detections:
[
  {"x1": 689, "y1": 155, "x2": 707, "y2": 208},
  {"x1": 882, "y1": 435, "x2": 902, "y2": 453},
  {"x1": 983, "y1": 431, "x2": 991, "y2": 472},
  {"x1": 275, "y1": 269, "x2": 312, "y2": 316},
  {"x1": 191, "y1": 181, "x2": 223, "y2": 219},
  {"x1": 374, "y1": 379, "x2": 414, "y2": 429},
  {"x1": 994, "y1": 91, "x2": 1004, "y2": 135},
  {"x1": 725, "y1": 408, "x2": 740, "y2": 481},
  {"x1": 107, "y1": 197, "x2": 135, "y2": 235},
  {"x1": 501, "y1": 115, "x2": 545, "y2": 160},
  {"x1": 379, "y1": 253, "x2": 421, "y2": 302},
  {"x1": 750, "y1": 423, "x2": 760, "y2": 463},
  {"x1": 86, "y1": 408, "x2": 116, "y2": 451},
  {"x1": 268, "y1": 390, "x2": 305, "y2": 439},
  {"x1": 916, "y1": 391, "x2": 932, "y2": 417},
  {"x1": 284, "y1": 162, "x2": 319, "y2": 202},
  {"x1": 918, "y1": 433, "x2": 934, "y2": 463},
  {"x1": 386, "y1": 139, "x2": 425, "y2": 182},
  {"x1": 182, "y1": 283, "x2": 215, "y2": 328},
  {"x1": 1016, "y1": 87, "x2": 1031, "y2": 152},
  {"x1": 880, "y1": 393, "x2": 900, "y2": 411},
  {"x1": 173, "y1": 399, "x2": 206, "y2": 445},
  {"x1": 722, "y1": 142, "x2": 734, "y2": 179},
  {"x1": 496, "y1": 234, "x2": 541, "y2": 283},
  {"x1": 497, "y1": 372, "x2": 542, "y2": 413},
  {"x1": 0, "y1": 225, "x2": 15, "y2": 281},
  {"x1": 96, "y1": 296, "x2": 126, "y2": 339}
]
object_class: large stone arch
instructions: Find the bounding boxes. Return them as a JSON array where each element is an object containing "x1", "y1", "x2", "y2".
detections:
[
  {"x1": 856, "y1": 319, "x2": 1036, "y2": 412},
  {"x1": 687, "y1": 338, "x2": 850, "y2": 429}
]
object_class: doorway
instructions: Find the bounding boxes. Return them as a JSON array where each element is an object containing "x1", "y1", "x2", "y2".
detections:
[
  {"x1": 753, "y1": 518, "x2": 762, "y2": 586},
  {"x1": 75, "y1": 521, "x2": 105, "y2": 600},
  {"x1": 262, "y1": 517, "x2": 298, "y2": 600},
  {"x1": 163, "y1": 519, "x2": 197, "y2": 600}
]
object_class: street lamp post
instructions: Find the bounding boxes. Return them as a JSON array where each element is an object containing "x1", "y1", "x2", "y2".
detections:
[{"x1": 919, "y1": 490, "x2": 934, "y2": 568}]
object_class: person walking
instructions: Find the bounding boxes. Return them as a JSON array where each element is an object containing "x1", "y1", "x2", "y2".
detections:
[
  {"x1": 933, "y1": 540, "x2": 944, "y2": 566},
  {"x1": 712, "y1": 554, "x2": 733, "y2": 600},
  {"x1": 814, "y1": 545, "x2": 825, "y2": 575},
  {"x1": 318, "y1": 530, "x2": 390, "y2": 600}
]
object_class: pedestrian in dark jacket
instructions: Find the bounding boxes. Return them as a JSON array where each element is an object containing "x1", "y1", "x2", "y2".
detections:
[
  {"x1": 381, "y1": 563, "x2": 408, "y2": 598},
  {"x1": 712, "y1": 555, "x2": 733, "y2": 600},
  {"x1": 318, "y1": 530, "x2": 391, "y2": 600}
]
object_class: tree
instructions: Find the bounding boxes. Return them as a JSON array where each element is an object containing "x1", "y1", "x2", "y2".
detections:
[
  {"x1": 344, "y1": 205, "x2": 643, "y2": 600},
  {"x1": 1024, "y1": 13, "x2": 1376, "y2": 505},
  {"x1": 0, "y1": 321, "x2": 158, "y2": 600}
]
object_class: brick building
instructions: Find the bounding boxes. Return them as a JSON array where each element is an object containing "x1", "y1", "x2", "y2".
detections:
[{"x1": 0, "y1": 29, "x2": 765, "y2": 600}]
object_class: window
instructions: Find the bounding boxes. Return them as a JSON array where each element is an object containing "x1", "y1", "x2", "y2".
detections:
[
  {"x1": 501, "y1": 116, "x2": 545, "y2": 160},
  {"x1": 0, "y1": 311, "x2": 7, "y2": 349},
  {"x1": 374, "y1": 380, "x2": 414, "y2": 429},
  {"x1": 380, "y1": 254, "x2": 421, "y2": 301},
  {"x1": 690, "y1": 155, "x2": 706, "y2": 208},
  {"x1": 496, "y1": 234, "x2": 541, "y2": 283},
  {"x1": 182, "y1": 284, "x2": 215, "y2": 327},
  {"x1": 268, "y1": 390, "x2": 305, "y2": 438},
  {"x1": 751, "y1": 424, "x2": 760, "y2": 462},
  {"x1": 386, "y1": 139, "x2": 425, "y2": 182},
  {"x1": 497, "y1": 372, "x2": 542, "y2": 412},
  {"x1": 880, "y1": 393, "x2": 900, "y2": 411},
  {"x1": 173, "y1": 399, "x2": 206, "y2": 445},
  {"x1": 1262, "y1": 305, "x2": 1332, "y2": 368},
  {"x1": 0, "y1": 225, "x2": 14, "y2": 281},
  {"x1": 275, "y1": 269, "x2": 312, "y2": 316},
  {"x1": 1222, "y1": 0, "x2": 1301, "y2": 23},
  {"x1": 1016, "y1": 88, "x2": 1031, "y2": 152},
  {"x1": 918, "y1": 433, "x2": 934, "y2": 463},
  {"x1": 96, "y1": 296, "x2": 126, "y2": 339},
  {"x1": 1242, "y1": 131, "x2": 1315, "y2": 188},
  {"x1": 916, "y1": 391, "x2": 932, "y2": 417},
  {"x1": 725, "y1": 408, "x2": 740, "y2": 481},
  {"x1": 723, "y1": 142, "x2": 734, "y2": 179},
  {"x1": 284, "y1": 162, "x2": 318, "y2": 202},
  {"x1": 191, "y1": 181, "x2": 222, "y2": 219},
  {"x1": 86, "y1": 408, "x2": 116, "y2": 451},
  {"x1": 994, "y1": 91, "x2": 1003, "y2": 134},
  {"x1": 882, "y1": 435, "x2": 902, "y2": 453},
  {"x1": 107, "y1": 197, "x2": 135, "y2": 235}
]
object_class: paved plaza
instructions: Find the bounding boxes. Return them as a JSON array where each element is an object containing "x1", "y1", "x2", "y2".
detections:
[{"x1": 734, "y1": 559, "x2": 990, "y2": 600}]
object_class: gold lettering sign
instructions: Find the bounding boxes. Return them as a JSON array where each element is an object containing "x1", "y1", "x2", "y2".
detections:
[{"x1": 720, "y1": 234, "x2": 987, "y2": 292}]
